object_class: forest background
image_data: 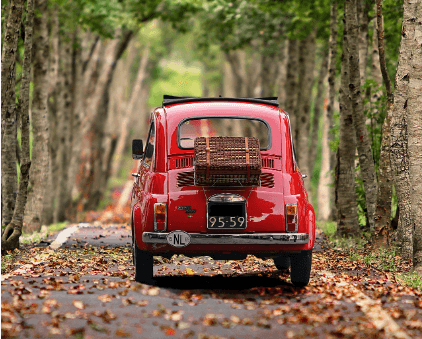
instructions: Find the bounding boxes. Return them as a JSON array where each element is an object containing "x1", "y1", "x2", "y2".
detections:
[{"x1": 1, "y1": 0, "x2": 421, "y2": 275}]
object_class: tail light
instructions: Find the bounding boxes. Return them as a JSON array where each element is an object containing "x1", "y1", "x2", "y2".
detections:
[
  {"x1": 154, "y1": 203, "x2": 167, "y2": 231},
  {"x1": 285, "y1": 203, "x2": 298, "y2": 232}
]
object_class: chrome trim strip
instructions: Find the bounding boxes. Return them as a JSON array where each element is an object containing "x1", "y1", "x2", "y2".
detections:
[{"x1": 142, "y1": 232, "x2": 309, "y2": 245}]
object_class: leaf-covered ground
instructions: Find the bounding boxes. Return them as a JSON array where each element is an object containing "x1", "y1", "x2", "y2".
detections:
[
  {"x1": 2, "y1": 183, "x2": 421, "y2": 338},
  {"x1": 2, "y1": 232, "x2": 422, "y2": 338}
]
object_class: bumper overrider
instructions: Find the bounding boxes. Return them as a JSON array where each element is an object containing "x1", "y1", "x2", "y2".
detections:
[{"x1": 142, "y1": 232, "x2": 309, "y2": 245}]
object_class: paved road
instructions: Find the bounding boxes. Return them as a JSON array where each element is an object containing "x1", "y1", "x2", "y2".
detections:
[{"x1": 1, "y1": 224, "x2": 421, "y2": 338}]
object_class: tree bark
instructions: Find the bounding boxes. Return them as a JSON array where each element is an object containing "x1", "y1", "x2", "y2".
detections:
[
  {"x1": 78, "y1": 30, "x2": 133, "y2": 210},
  {"x1": 1, "y1": 0, "x2": 23, "y2": 227},
  {"x1": 277, "y1": 39, "x2": 289, "y2": 108},
  {"x1": 261, "y1": 49, "x2": 279, "y2": 97},
  {"x1": 336, "y1": 6, "x2": 360, "y2": 236},
  {"x1": 111, "y1": 42, "x2": 150, "y2": 178},
  {"x1": 54, "y1": 34, "x2": 74, "y2": 222},
  {"x1": 245, "y1": 42, "x2": 261, "y2": 97},
  {"x1": 357, "y1": 0, "x2": 370, "y2": 83},
  {"x1": 372, "y1": 0, "x2": 394, "y2": 248},
  {"x1": 23, "y1": 0, "x2": 49, "y2": 232},
  {"x1": 371, "y1": 9, "x2": 383, "y2": 97},
  {"x1": 390, "y1": 0, "x2": 418, "y2": 259},
  {"x1": 224, "y1": 50, "x2": 246, "y2": 97},
  {"x1": 65, "y1": 33, "x2": 100, "y2": 220},
  {"x1": 296, "y1": 30, "x2": 316, "y2": 198},
  {"x1": 327, "y1": 0, "x2": 339, "y2": 221},
  {"x1": 284, "y1": 39, "x2": 299, "y2": 141},
  {"x1": 310, "y1": 47, "x2": 329, "y2": 175},
  {"x1": 346, "y1": 0, "x2": 378, "y2": 233},
  {"x1": 407, "y1": 2, "x2": 422, "y2": 274},
  {"x1": 2, "y1": 0, "x2": 33, "y2": 250},
  {"x1": 318, "y1": 98, "x2": 331, "y2": 221}
]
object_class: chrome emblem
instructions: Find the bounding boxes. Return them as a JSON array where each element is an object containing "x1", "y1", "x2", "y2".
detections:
[{"x1": 166, "y1": 231, "x2": 191, "y2": 247}]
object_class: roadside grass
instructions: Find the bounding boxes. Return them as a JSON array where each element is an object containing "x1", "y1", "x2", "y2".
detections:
[
  {"x1": 20, "y1": 221, "x2": 69, "y2": 245},
  {"x1": 398, "y1": 271, "x2": 422, "y2": 290},
  {"x1": 318, "y1": 220, "x2": 422, "y2": 290},
  {"x1": 1, "y1": 253, "x2": 15, "y2": 274}
]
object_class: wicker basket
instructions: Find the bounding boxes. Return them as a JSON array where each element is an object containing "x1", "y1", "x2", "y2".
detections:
[{"x1": 194, "y1": 136, "x2": 261, "y2": 186}]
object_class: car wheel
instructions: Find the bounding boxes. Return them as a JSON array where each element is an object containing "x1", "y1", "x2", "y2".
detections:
[
  {"x1": 289, "y1": 249, "x2": 312, "y2": 287},
  {"x1": 274, "y1": 256, "x2": 290, "y2": 270},
  {"x1": 133, "y1": 237, "x2": 153, "y2": 283}
]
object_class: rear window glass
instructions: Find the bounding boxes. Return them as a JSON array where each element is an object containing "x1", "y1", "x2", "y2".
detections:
[{"x1": 178, "y1": 117, "x2": 271, "y2": 150}]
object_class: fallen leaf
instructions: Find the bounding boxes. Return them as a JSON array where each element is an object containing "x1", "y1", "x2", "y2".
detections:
[
  {"x1": 115, "y1": 328, "x2": 131, "y2": 337},
  {"x1": 98, "y1": 294, "x2": 112, "y2": 303},
  {"x1": 165, "y1": 328, "x2": 176, "y2": 335},
  {"x1": 186, "y1": 268, "x2": 195, "y2": 275},
  {"x1": 73, "y1": 300, "x2": 85, "y2": 310}
]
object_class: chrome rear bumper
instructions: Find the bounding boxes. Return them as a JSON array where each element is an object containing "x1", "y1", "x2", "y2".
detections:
[{"x1": 142, "y1": 232, "x2": 309, "y2": 245}]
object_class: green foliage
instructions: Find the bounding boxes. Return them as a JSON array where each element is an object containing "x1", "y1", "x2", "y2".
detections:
[
  {"x1": 148, "y1": 62, "x2": 202, "y2": 107},
  {"x1": 1, "y1": 253, "x2": 14, "y2": 274},
  {"x1": 318, "y1": 221, "x2": 336, "y2": 238},
  {"x1": 195, "y1": 0, "x2": 288, "y2": 56},
  {"x1": 319, "y1": 220, "x2": 368, "y2": 250},
  {"x1": 20, "y1": 221, "x2": 69, "y2": 244},
  {"x1": 399, "y1": 271, "x2": 422, "y2": 290}
]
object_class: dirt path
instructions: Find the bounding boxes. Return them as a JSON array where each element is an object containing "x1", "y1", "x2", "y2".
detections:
[{"x1": 2, "y1": 224, "x2": 422, "y2": 338}]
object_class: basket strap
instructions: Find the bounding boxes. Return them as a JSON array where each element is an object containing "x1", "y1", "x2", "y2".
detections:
[
  {"x1": 206, "y1": 137, "x2": 210, "y2": 180},
  {"x1": 245, "y1": 137, "x2": 250, "y2": 182}
]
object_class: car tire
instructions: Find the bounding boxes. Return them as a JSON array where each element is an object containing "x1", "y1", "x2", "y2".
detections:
[
  {"x1": 289, "y1": 249, "x2": 312, "y2": 287},
  {"x1": 133, "y1": 237, "x2": 153, "y2": 283},
  {"x1": 274, "y1": 256, "x2": 290, "y2": 270}
]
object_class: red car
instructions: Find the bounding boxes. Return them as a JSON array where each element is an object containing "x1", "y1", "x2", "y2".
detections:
[{"x1": 131, "y1": 95, "x2": 315, "y2": 286}]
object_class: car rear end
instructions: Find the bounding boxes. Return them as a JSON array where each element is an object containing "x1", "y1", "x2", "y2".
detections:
[{"x1": 140, "y1": 99, "x2": 314, "y2": 259}]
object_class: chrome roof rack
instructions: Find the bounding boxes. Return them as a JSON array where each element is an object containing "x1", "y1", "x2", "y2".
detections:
[{"x1": 162, "y1": 95, "x2": 279, "y2": 108}]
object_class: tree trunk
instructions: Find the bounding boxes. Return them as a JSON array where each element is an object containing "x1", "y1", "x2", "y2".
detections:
[
  {"x1": 66, "y1": 33, "x2": 100, "y2": 220},
  {"x1": 327, "y1": 0, "x2": 339, "y2": 221},
  {"x1": 336, "y1": 7, "x2": 360, "y2": 236},
  {"x1": 2, "y1": 0, "x2": 33, "y2": 251},
  {"x1": 372, "y1": 0, "x2": 394, "y2": 248},
  {"x1": 245, "y1": 42, "x2": 261, "y2": 97},
  {"x1": 54, "y1": 34, "x2": 74, "y2": 222},
  {"x1": 295, "y1": 30, "x2": 316, "y2": 198},
  {"x1": 23, "y1": 0, "x2": 49, "y2": 232},
  {"x1": 277, "y1": 39, "x2": 289, "y2": 108},
  {"x1": 79, "y1": 30, "x2": 133, "y2": 210},
  {"x1": 1, "y1": 0, "x2": 23, "y2": 227},
  {"x1": 284, "y1": 39, "x2": 298, "y2": 141},
  {"x1": 109, "y1": 39, "x2": 137, "y2": 178},
  {"x1": 346, "y1": 0, "x2": 378, "y2": 233},
  {"x1": 111, "y1": 42, "x2": 150, "y2": 178},
  {"x1": 357, "y1": 0, "x2": 370, "y2": 83},
  {"x1": 318, "y1": 98, "x2": 331, "y2": 221},
  {"x1": 390, "y1": 0, "x2": 418, "y2": 259},
  {"x1": 310, "y1": 47, "x2": 329, "y2": 175},
  {"x1": 371, "y1": 9, "x2": 383, "y2": 97},
  {"x1": 261, "y1": 48, "x2": 279, "y2": 97},
  {"x1": 224, "y1": 50, "x2": 246, "y2": 97},
  {"x1": 407, "y1": 2, "x2": 422, "y2": 274}
]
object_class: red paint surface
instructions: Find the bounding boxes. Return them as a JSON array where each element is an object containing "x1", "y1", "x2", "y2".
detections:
[{"x1": 132, "y1": 100, "x2": 315, "y2": 255}]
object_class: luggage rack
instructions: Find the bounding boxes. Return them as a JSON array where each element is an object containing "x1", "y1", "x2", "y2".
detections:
[{"x1": 162, "y1": 95, "x2": 279, "y2": 108}]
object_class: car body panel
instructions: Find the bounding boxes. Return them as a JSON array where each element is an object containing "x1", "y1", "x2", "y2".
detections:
[{"x1": 131, "y1": 99, "x2": 315, "y2": 259}]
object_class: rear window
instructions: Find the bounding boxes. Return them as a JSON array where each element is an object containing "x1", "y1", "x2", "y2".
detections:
[{"x1": 178, "y1": 117, "x2": 271, "y2": 150}]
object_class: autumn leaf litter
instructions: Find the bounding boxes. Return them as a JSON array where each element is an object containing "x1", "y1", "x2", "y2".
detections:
[{"x1": 1, "y1": 233, "x2": 422, "y2": 338}]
